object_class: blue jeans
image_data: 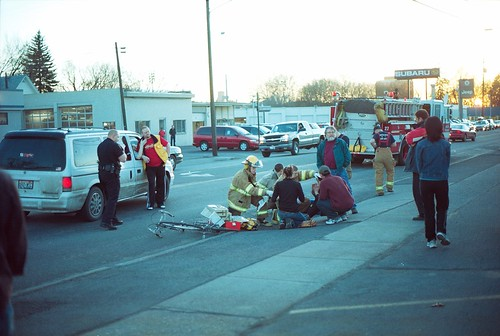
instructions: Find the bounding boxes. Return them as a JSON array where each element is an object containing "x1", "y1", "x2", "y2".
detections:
[
  {"x1": 278, "y1": 210, "x2": 308, "y2": 228},
  {"x1": 329, "y1": 168, "x2": 357, "y2": 209},
  {"x1": 316, "y1": 199, "x2": 341, "y2": 219},
  {"x1": 0, "y1": 300, "x2": 14, "y2": 336}
]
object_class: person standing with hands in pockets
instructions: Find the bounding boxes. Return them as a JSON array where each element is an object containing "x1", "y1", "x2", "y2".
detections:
[
  {"x1": 415, "y1": 116, "x2": 451, "y2": 249},
  {"x1": 137, "y1": 126, "x2": 169, "y2": 210},
  {"x1": 169, "y1": 125, "x2": 176, "y2": 146}
]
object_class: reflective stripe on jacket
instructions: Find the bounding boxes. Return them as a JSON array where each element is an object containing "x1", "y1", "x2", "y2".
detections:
[{"x1": 228, "y1": 169, "x2": 266, "y2": 212}]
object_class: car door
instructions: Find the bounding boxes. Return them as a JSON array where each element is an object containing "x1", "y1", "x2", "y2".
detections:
[
  {"x1": 121, "y1": 134, "x2": 150, "y2": 197},
  {"x1": 116, "y1": 135, "x2": 138, "y2": 198}
]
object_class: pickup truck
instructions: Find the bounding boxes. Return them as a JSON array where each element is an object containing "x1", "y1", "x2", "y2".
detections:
[{"x1": 259, "y1": 121, "x2": 324, "y2": 157}]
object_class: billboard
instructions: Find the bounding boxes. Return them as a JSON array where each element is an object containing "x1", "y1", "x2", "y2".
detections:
[
  {"x1": 459, "y1": 79, "x2": 474, "y2": 98},
  {"x1": 394, "y1": 68, "x2": 440, "y2": 80}
]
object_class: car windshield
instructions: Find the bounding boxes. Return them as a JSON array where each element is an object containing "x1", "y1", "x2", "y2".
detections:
[
  {"x1": 0, "y1": 137, "x2": 66, "y2": 171},
  {"x1": 273, "y1": 124, "x2": 297, "y2": 133}
]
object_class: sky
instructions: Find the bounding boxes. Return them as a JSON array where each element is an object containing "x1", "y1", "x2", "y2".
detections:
[{"x1": 1, "y1": 0, "x2": 499, "y2": 102}]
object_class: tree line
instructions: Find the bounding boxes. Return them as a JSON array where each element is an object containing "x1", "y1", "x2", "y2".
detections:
[{"x1": 1, "y1": 31, "x2": 499, "y2": 107}]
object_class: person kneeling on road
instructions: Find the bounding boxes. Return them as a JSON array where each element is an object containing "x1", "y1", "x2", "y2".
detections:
[
  {"x1": 316, "y1": 165, "x2": 354, "y2": 225},
  {"x1": 228, "y1": 155, "x2": 271, "y2": 226},
  {"x1": 271, "y1": 165, "x2": 315, "y2": 230}
]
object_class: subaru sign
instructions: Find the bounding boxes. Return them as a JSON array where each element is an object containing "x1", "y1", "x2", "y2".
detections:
[{"x1": 395, "y1": 68, "x2": 440, "y2": 80}]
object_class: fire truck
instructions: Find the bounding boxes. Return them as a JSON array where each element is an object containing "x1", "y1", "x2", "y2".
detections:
[{"x1": 330, "y1": 97, "x2": 451, "y2": 165}]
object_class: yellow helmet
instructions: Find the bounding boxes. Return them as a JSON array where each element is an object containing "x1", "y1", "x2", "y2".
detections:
[{"x1": 241, "y1": 155, "x2": 263, "y2": 168}]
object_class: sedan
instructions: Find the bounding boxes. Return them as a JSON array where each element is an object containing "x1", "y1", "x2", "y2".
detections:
[
  {"x1": 474, "y1": 120, "x2": 491, "y2": 131},
  {"x1": 169, "y1": 145, "x2": 183, "y2": 170},
  {"x1": 450, "y1": 123, "x2": 476, "y2": 142}
]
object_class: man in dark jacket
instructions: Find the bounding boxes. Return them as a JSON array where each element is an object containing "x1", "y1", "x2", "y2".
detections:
[
  {"x1": 404, "y1": 109, "x2": 429, "y2": 221},
  {"x1": 0, "y1": 170, "x2": 27, "y2": 336}
]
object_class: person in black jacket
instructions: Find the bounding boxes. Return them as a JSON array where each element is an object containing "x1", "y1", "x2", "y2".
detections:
[
  {"x1": 0, "y1": 170, "x2": 27, "y2": 336},
  {"x1": 97, "y1": 130, "x2": 127, "y2": 230}
]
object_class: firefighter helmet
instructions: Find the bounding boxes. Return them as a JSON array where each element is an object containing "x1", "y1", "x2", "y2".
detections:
[{"x1": 241, "y1": 155, "x2": 263, "y2": 168}]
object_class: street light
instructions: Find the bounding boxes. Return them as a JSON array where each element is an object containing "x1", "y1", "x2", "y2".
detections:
[
  {"x1": 115, "y1": 42, "x2": 127, "y2": 130},
  {"x1": 206, "y1": 0, "x2": 217, "y2": 156},
  {"x1": 481, "y1": 28, "x2": 493, "y2": 118}
]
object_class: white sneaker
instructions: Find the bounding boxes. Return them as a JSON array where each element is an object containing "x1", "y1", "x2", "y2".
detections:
[
  {"x1": 147, "y1": 206, "x2": 153, "y2": 210},
  {"x1": 426, "y1": 239, "x2": 437, "y2": 248},
  {"x1": 437, "y1": 232, "x2": 451, "y2": 246},
  {"x1": 325, "y1": 217, "x2": 341, "y2": 225},
  {"x1": 341, "y1": 214, "x2": 348, "y2": 221}
]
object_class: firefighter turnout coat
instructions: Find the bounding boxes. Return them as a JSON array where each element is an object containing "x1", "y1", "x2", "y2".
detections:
[{"x1": 228, "y1": 168, "x2": 268, "y2": 217}]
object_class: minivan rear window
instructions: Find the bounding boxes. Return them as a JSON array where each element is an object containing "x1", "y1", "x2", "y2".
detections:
[{"x1": 0, "y1": 138, "x2": 66, "y2": 171}]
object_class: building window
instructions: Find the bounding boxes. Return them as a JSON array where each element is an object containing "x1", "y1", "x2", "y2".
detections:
[
  {"x1": 0, "y1": 112, "x2": 7, "y2": 125},
  {"x1": 103, "y1": 121, "x2": 116, "y2": 129},
  {"x1": 60, "y1": 105, "x2": 93, "y2": 128},
  {"x1": 135, "y1": 120, "x2": 150, "y2": 134},
  {"x1": 24, "y1": 109, "x2": 55, "y2": 128},
  {"x1": 173, "y1": 120, "x2": 186, "y2": 133}
]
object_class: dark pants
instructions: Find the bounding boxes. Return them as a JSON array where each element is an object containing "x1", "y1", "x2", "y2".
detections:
[
  {"x1": 170, "y1": 136, "x2": 176, "y2": 146},
  {"x1": 146, "y1": 165, "x2": 165, "y2": 207},
  {"x1": 316, "y1": 199, "x2": 348, "y2": 219},
  {"x1": 413, "y1": 172, "x2": 425, "y2": 217},
  {"x1": 99, "y1": 171, "x2": 120, "y2": 223},
  {"x1": 420, "y1": 180, "x2": 449, "y2": 241}
]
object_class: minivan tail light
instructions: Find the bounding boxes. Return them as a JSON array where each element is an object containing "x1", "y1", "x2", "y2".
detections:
[{"x1": 62, "y1": 177, "x2": 72, "y2": 191}]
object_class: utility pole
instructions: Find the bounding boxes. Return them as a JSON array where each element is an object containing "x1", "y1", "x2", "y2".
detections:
[
  {"x1": 115, "y1": 42, "x2": 127, "y2": 130},
  {"x1": 206, "y1": 0, "x2": 217, "y2": 156}
]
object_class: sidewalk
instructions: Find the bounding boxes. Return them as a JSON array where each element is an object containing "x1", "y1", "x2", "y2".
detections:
[
  {"x1": 83, "y1": 163, "x2": 500, "y2": 335},
  {"x1": 83, "y1": 184, "x2": 422, "y2": 336}
]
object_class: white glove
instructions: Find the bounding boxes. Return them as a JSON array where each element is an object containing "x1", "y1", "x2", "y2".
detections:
[{"x1": 266, "y1": 190, "x2": 273, "y2": 197}]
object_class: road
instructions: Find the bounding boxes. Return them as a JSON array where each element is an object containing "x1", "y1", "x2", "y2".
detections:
[{"x1": 12, "y1": 130, "x2": 500, "y2": 335}]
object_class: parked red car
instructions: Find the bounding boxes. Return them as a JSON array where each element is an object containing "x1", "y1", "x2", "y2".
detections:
[
  {"x1": 450, "y1": 123, "x2": 476, "y2": 142},
  {"x1": 193, "y1": 125, "x2": 259, "y2": 151}
]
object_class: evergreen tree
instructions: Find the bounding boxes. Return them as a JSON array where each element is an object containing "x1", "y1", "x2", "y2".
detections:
[{"x1": 22, "y1": 31, "x2": 58, "y2": 92}]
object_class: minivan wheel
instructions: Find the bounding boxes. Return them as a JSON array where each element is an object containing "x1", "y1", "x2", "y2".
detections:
[
  {"x1": 200, "y1": 141, "x2": 209, "y2": 151},
  {"x1": 81, "y1": 186, "x2": 104, "y2": 222},
  {"x1": 262, "y1": 151, "x2": 271, "y2": 158},
  {"x1": 239, "y1": 141, "x2": 248, "y2": 151}
]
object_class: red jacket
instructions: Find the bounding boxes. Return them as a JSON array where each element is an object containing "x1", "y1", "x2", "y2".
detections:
[{"x1": 319, "y1": 175, "x2": 354, "y2": 212}]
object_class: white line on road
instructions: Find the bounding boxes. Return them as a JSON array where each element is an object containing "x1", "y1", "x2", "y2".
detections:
[{"x1": 289, "y1": 294, "x2": 500, "y2": 314}]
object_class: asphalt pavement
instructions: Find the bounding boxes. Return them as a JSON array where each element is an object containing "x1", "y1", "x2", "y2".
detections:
[{"x1": 80, "y1": 157, "x2": 500, "y2": 336}]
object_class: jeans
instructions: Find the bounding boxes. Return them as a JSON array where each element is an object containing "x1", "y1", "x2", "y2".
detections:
[
  {"x1": 420, "y1": 180, "x2": 449, "y2": 241},
  {"x1": 329, "y1": 168, "x2": 356, "y2": 208},
  {"x1": 316, "y1": 199, "x2": 348, "y2": 219},
  {"x1": 0, "y1": 300, "x2": 14, "y2": 336},
  {"x1": 278, "y1": 210, "x2": 308, "y2": 228}
]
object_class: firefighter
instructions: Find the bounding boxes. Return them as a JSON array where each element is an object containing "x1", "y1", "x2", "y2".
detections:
[
  {"x1": 228, "y1": 155, "x2": 271, "y2": 226},
  {"x1": 370, "y1": 124, "x2": 396, "y2": 196}
]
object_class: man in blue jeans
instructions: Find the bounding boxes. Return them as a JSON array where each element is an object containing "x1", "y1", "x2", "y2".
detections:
[
  {"x1": 316, "y1": 165, "x2": 354, "y2": 225},
  {"x1": 317, "y1": 126, "x2": 358, "y2": 214}
]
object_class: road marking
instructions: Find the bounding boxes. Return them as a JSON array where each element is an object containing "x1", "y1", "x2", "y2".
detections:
[
  {"x1": 13, "y1": 234, "x2": 226, "y2": 298},
  {"x1": 289, "y1": 294, "x2": 500, "y2": 314},
  {"x1": 179, "y1": 171, "x2": 215, "y2": 177}
]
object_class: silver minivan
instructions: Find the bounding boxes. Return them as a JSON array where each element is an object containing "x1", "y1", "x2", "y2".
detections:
[{"x1": 0, "y1": 128, "x2": 174, "y2": 221}]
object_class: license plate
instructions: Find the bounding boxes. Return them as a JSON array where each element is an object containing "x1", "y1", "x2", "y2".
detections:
[{"x1": 18, "y1": 180, "x2": 34, "y2": 190}]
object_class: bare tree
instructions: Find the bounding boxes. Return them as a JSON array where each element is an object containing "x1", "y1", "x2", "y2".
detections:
[
  {"x1": 0, "y1": 38, "x2": 28, "y2": 77},
  {"x1": 259, "y1": 75, "x2": 296, "y2": 106}
]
